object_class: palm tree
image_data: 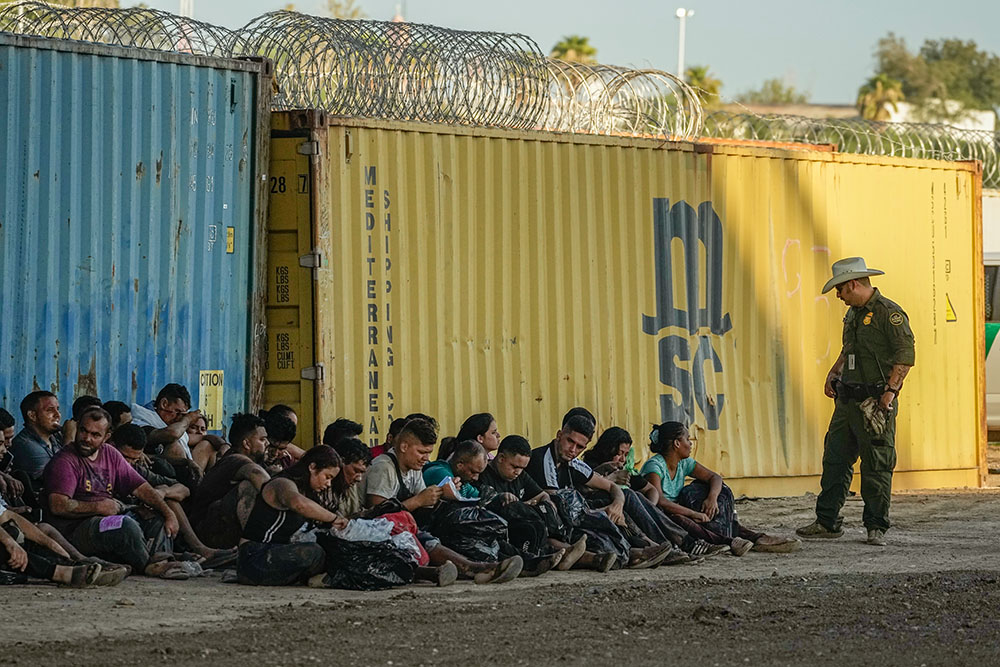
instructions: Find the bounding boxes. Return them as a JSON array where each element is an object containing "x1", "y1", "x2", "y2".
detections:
[
  {"x1": 857, "y1": 74, "x2": 905, "y2": 121},
  {"x1": 685, "y1": 65, "x2": 722, "y2": 107},
  {"x1": 550, "y1": 35, "x2": 597, "y2": 64}
]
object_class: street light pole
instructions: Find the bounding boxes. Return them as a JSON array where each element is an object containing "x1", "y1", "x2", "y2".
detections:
[{"x1": 675, "y1": 7, "x2": 694, "y2": 79}]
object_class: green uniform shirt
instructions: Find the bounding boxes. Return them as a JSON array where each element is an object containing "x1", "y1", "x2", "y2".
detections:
[{"x1": 840, "y1": 288, "x2": 916, "y2": 385}]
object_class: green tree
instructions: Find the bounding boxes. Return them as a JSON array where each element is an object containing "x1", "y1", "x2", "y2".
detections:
[
  {"x1": 856, "y1": 73, "x2": 905, "y2": 121},
  {"x1": 737, "y1": 77, "x2": 809, "y2": 105},
  {"x1": 873, "y1": 33, "x2": 1000, "y2": 119},
  {"x1": 550, "y1": 35, "x2": 597, "y2": 64},
  {"x1": 684, "y1": 64, "x2": 722, "y2": 107},
  {"x1": 327, "y1": 0, "x2": 365, "y2": 19}
]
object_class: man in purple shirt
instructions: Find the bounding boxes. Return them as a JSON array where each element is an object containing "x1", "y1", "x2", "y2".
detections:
[{"x1": 44, "y1": 406, "x2": 180, "y2": 577}]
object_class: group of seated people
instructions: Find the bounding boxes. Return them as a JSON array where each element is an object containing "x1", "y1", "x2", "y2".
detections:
[{"x1": 0, "y1": 382, "x2": 799, "y2": 589}]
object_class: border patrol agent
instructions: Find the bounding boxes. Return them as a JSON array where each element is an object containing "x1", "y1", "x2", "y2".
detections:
[{"x1": 797, "y1": 258, "x2": 915, "y2": 546}]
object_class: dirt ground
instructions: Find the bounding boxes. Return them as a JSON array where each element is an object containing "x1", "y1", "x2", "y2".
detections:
[{"x1": 4, "y1": 489, "x2": 1000, "y2": 667}]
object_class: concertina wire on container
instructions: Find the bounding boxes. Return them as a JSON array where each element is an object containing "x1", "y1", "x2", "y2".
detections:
[
  {"x1": 2, "y1": 0, "x2": 996, "y2": 182},
  {"x1": 702, "y1": 111, "x2": 1000, "y2": 189},
  {"x1": 0, "y1": 2, "x2": 703, "y2": 139}
]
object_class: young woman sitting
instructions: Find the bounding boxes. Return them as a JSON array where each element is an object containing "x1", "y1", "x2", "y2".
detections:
[
  {"x1": 640, "y1": 422, "x2": 798, "y2": 556},
  {"x1": 238, "y1": 445, "x2": 348, "y2": 586}
]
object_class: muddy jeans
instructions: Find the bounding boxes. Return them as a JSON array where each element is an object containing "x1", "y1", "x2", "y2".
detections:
[
  {"x1": 71, "y1": 512, "x2": 168, "y2": 572},
  {"x1": 673, "y1": 482, "x2": 762, "y2": 546},
  {"x1": 237, "y1": 541, "x2": 326, "y2": 586}
]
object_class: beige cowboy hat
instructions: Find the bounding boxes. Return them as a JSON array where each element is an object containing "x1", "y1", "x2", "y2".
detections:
[{"x1": 821, "y1": 257, "x2": 885, "y2": 294}]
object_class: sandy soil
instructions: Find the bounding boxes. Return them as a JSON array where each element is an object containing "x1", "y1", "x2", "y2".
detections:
[{"x1": 3, "y1": 490, "x2": 1000, "y2": 666}]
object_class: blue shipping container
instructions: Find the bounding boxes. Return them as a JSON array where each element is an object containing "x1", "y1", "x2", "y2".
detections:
[{"x1": 0, "y1": 33, "x2": 270, "y2": 432}]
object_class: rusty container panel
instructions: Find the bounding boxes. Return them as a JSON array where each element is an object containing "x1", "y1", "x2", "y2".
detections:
[
  {"x1": 296, "y1": 117, "x2": 981, "y2": 496},
  {"x1": 0, "y1": 34, "x2": 270, "y2": 430}
]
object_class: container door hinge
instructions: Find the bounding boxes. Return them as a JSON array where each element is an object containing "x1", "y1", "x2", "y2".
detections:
[
  {"x1": 297, "y1": 140, "x2": 320, "y2": 156},
  {"x1": 298, "y1": 251, "x2": 322, "y2": 269},
  {"x1": 300, "y1": 364, "x2": 324, "y2": 382}
]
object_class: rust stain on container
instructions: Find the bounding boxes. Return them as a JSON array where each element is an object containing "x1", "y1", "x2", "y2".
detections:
[{"x1": 135, "y1": 161, "x2": 144, "y2": 180}]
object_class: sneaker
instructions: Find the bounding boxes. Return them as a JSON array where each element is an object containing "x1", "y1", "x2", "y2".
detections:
[
  {"x1": 662, "y1": 547, "x2": 693, "y2": 566},
  {"x1": 866, "y1": 528, "x2": 887, "y2": 546},
  {"x1": 629, "y1": 544, "x2": 674, "y2": 570},
  {"x1": 687, "y1": 539, "x2": 728, "y2": 558},
  {"x1": 729, "y1": 537, "x2": 754, "y2": 557},
  {"x1": 751, "y1": 535, "x2": 802, "y2": 553},
  {"x1": 795, "y1": 521, "x2": 844, "y2": 539}
]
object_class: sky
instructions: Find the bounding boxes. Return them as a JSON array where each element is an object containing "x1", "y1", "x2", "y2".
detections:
[{"x1": 140, "y1": 0, "x2": 1000, "y2": 104}]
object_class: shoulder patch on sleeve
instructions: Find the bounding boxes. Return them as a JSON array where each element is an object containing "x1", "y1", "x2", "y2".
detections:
[{"x1": 889, "y1": 312, "x2": 904, "y2": 326}]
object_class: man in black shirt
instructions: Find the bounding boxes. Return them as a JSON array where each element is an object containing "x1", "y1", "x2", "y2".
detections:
[
  {"x1": 526, "y1": 416, "x2": 679, "y2": 569},
  {"x1": 478, "y1": 435, "x2": 591, "y2": 570}
]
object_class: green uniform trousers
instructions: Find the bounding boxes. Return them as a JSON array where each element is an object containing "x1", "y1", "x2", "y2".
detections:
[{"x1": 815, "y1": 398, "x2": 897, "y2": 532}]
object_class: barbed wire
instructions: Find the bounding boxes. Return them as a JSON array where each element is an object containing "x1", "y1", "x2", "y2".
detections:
[
  {"x1": 701, "y1": 110, "x2": 1000, "y2": 187},
  {"x1": 0, "y1": 2, "x2": 701, "y2": 138},
  {"x1": 232, "y1": 10, "x2": 550, "y2": 130},
  {"x1": 542, "y1": 60, "x2": 702, "y2": 138},
  {"x1": 0, "y1": 1, "x2": 236, "y2": 56},
  {"x1": 4, "y1": 0, "x2": 994, "y2": 165}
]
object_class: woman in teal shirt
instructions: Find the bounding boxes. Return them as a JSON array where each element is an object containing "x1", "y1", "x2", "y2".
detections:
[{"x1": 640, "y1": 422, "x2": 797, "y2": 555}]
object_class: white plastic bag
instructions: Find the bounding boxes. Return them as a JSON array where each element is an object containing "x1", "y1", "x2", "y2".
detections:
[
  {"x1": 390, "y1": 531, "x2": 423, "y2": 561},
  {"x1": 333, "y1": 517, "x2": 394, "y2": 543}
]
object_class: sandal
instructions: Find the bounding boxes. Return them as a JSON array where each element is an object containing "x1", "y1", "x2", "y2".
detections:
[
  {"x1": 435, "y1": 561, "x2": 458, "y2": 587},
  {"x1": 94, "y1": 566, "x2": 129, "y2": 587},
  {"x1": 145, "y1": 561, "x2": 190, "y2": 580},
  {"x1": 64, "y1": 562, "x2": 102, "y2": 588},
  {"x1": 557, "y1": 535, "x2": 588, "y2": 571},
  {"x1": 474, "y1": 555, "x2": 523, "y2": 584}
]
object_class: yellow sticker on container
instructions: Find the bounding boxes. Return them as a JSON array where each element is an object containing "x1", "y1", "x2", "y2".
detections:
[
  {"x1": 199, "y1": 370, "x2": 224, "y2": 431},
  {"x1": 945, "y1": 294, "x2": 957, "y2": 322},
  {"x1": 226, "y1": 227, "x2": 235, "y2": 254}
]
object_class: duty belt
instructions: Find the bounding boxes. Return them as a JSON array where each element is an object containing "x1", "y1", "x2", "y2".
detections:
[{"x1": 833, "y1": 379, "x2": 883, "y2": 403}]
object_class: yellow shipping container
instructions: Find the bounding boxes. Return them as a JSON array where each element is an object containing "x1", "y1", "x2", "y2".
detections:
[{"x1": 265, "y1": 111, "x2": 984, "y2": 497}]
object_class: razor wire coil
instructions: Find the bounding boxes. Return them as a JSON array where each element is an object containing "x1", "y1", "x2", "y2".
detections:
[
  {"x1": 703, "y1": 111, "x2": 1000, "y2": 188},
  {"x1": 0, "y1": 1, "x2": 702, "y2": 139}
]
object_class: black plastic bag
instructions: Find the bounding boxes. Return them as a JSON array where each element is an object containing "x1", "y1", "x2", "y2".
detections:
[
  {"x1": 428, "y1": 502, "x2": 508, "y2": 562},
  {"x1": 496, "y1": 501, "x2": 548, "y2": 556},
  {"x1": 548, "y1": 488, "x2": 589, "y2": 526},
  {"x1": 549, "y1": 488, "x2": 629, "y2": 564},
  {"x1": 316, "y1": 532, "x2": 416, "y2": 591}
]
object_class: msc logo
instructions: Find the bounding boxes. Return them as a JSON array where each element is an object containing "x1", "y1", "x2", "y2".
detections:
[{"x1": 642, "y1": 199, "x2": 732, "y2": 430}]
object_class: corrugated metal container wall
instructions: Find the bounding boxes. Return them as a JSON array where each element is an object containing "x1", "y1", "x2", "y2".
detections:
[
  {"x1": 0, "y1": 34, "x2": 270, "y2": 430},
  {"x1": 273, "y1": 115, "x2": 982, "y2": 496}
]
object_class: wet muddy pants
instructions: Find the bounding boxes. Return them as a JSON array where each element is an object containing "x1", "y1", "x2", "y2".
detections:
[{"x1": 815, "y1": 398, "x2": 897, "y2": 532}]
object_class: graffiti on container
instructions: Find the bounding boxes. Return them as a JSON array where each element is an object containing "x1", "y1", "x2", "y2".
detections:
[
  {"x1": 642, "y1": 199, "x2": 731, "y2": 430},
  {"x1": 363, "y1": 165, "x2": 395, "y2": 446}
]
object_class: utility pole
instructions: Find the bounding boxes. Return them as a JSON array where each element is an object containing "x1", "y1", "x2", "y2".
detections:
[
  {"x1": 675, "y1": 7, "x2": 694, "y2": 79},
  {"x1": 179, "y1": 0, "x2": 194, "y2": 18}
]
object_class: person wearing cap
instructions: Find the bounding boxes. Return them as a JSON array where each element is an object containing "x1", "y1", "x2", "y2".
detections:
[{"x1": 797, "y1": 257, "x2": 915, "y2": 546}]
